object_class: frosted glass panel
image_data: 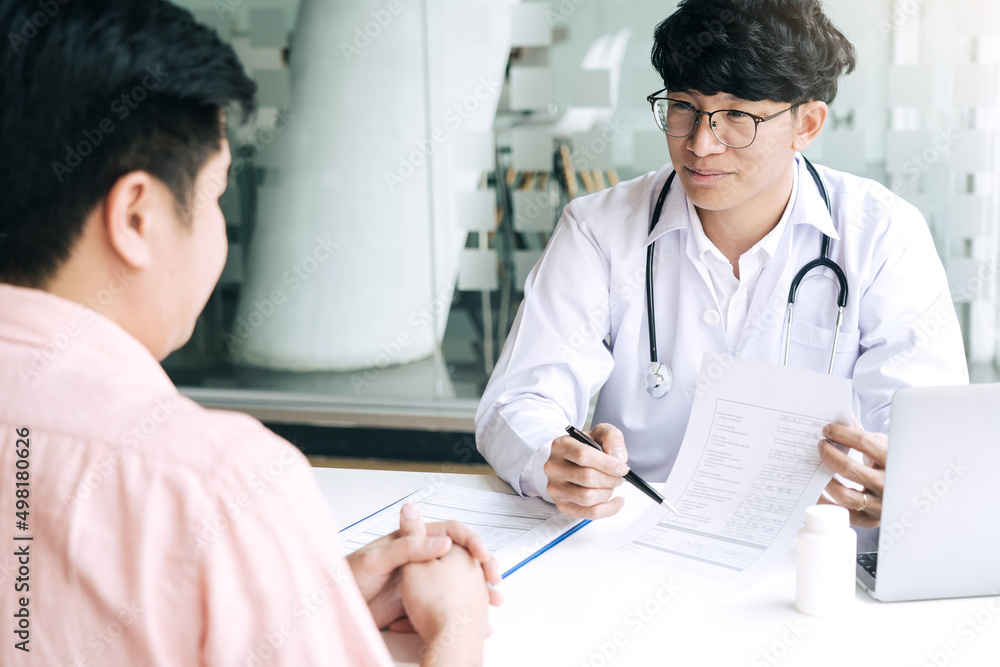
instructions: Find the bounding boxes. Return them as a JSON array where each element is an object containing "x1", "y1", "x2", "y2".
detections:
[
  {"x1": 948, "y1": 259, "x2": 994, "y2": 302},
  {"x1": 454, "y1": 131, "x2": 495, "y2": 170},
  {"x1": 572, "y1": 69, "x2": 612, "y2": 107},
  {"x1": 459, "y1": 250, "x2": 499, "y2": 291},
  {"x1": 832, "y1": 71, "x2": 867, "y2": 108},
  {"x1": 250, "y1": 9, "x2": 287, "y2": 47},
  {"x1": 952, "y1": 132, "x2": 997, "y2": 172},
  {"x1": 953, "y1": 66, "x2": 1000, "y2": 108},
  {"x1": 509, "y1": 67, "x2": 553, "y2": 111},
  {"x1": 821, "y1": 131, "x2": 867, "y2": 175},
  {"x1": 457, "y1": 191, "x2": 497, "y2": 231},
  {"x1": 511, "y1": 129, "x2": 553, "y2": 171},
  {"x1": 633, "y1": 130, "x2": 667, "y2": 173},
  {"x1": 515, "y1": 250, "x2": 544, "y2": 286},
  {"x1": 572, "y1": 130, "x2": 614, "y2": 170},
  {"x1": 951, "y1": 1, "x2": 1000, "y2": 36},
  {"x1": 886, "y1": 131, "x2": 934, "y2": 173},
  {"x1": 231, "y1": 37, "x2": 284, "y2": 70},
  {"x1": 888, "y1": 66, "x2": 932, "y2": 106},
  {"x1": 513, "y1": 190, "x2": 557, "y2": 232},
  {"x1": 947, "y1": 195, "x2": 995, "y2": 238},
  {"x1": 254, "y1": 69, "x2": 290, "y2": 107},
  {"x1": 511, "y1": 3, "x2": 552, "y2": 47}
]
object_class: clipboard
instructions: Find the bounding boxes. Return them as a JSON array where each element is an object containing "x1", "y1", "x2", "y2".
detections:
[{"x1": 338, "y1": 483, "x2": 588, "y2": 578}]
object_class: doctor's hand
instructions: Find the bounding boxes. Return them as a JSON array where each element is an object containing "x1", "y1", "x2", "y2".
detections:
[
  {"x1": 545, "y1": 423, "x2": 629, "y2": 520},
  {"x1": 817, "y1": 422, "x2": 887, "y2": 529},
  {"x1": 346, "y1": 503, "x2": 502, "y2": 630}
]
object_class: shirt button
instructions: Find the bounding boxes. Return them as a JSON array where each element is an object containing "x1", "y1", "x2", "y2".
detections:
[{"x1": 703, "y1": 309, "x2": 721, "y2": 326}]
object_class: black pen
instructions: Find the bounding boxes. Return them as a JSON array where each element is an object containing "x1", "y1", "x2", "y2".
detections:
[{"x1": 565, "y1": 425, "x2": 681, "y2": 515}]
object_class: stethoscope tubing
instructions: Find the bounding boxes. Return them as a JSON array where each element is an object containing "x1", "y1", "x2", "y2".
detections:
[{"x1": 643, "y1": 156, "x2": 847, "y2": 397}]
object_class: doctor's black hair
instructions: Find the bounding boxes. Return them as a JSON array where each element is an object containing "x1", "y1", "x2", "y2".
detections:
[
  {"x1": 0, "y1": 0, "x2": 256, "y2": 287},
  {"x1": 651, "y1": 0, "x2": 856, "y2": 105}
]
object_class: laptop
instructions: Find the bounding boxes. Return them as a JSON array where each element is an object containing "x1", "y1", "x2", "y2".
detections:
[{"x1": 856, "y1": 383, "x2": 1000, "y2": 602}]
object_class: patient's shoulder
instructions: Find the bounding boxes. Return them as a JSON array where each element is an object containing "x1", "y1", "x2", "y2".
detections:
[{"x1": 112, "y1": 393, "x2": 308, "y2": 486}]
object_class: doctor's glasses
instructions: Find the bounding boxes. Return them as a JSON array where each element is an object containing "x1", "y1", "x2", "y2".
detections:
[{"x1": 646, "y1": 89, "x2": 802, "y2": 149}]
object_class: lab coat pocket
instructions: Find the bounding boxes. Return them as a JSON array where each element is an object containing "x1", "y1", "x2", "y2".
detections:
[{"x1": 786, "y1": 319, "x2": 861, "y2": 377}]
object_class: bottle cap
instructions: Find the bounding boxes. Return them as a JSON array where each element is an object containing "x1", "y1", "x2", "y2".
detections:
[{"x1": 803, "y1": 504, "x2": 849, "y2": 531}]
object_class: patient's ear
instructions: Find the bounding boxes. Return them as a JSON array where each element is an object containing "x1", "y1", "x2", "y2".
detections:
[{"x1": 103, "y1": 171, "x2": 156, "y2": 270}]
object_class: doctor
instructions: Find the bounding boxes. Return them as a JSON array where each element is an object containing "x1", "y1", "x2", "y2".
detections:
[{"x1": 476, "y1": 0, "x2": 969, "y2": 527}]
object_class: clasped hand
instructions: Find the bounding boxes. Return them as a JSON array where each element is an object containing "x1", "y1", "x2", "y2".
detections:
[{"x1": 345, "y1": 503, "x2": 503, "y2": 631}]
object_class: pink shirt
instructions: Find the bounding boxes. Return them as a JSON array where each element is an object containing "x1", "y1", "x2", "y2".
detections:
[{"x1": 0, "y1": 284, "x2": 393, "y2": 666}]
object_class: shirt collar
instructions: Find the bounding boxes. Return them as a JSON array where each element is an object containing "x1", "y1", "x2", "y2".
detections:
[
  {"x1": 686, "y1": 200, "x2": 728, "y2": 264},
  {"x1": 0, "y1": 283, "x2": 176, "y2": 392},
  {"x1": 789, "y1": 153, "x2": 840, "y2": 241},
  {"x1": 644, "y1": 166, "x2": 691, "y2": 246},
  {"x1": 644, "y1": 153, "x2": 839, "y2": 247}
]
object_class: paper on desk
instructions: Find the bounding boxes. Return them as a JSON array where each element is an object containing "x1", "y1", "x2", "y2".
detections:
[
  {"x1": 595, "y1": 353, "x2": 853, "y2": 596},
  {"x1": 338, "y1": 483, "x2": 582, "y2": 576}
]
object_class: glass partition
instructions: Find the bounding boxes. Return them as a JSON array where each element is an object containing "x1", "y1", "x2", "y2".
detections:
[{"x1": 163, "y1": 0, "x2": 1000, "y2": 431}]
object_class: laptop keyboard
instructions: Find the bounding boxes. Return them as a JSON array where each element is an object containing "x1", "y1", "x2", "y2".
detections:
[{"x1": 857, "y1": 552, "x2": 878, "y2": 578}]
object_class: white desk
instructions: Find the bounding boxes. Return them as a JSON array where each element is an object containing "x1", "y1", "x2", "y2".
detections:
[{"x1": 315, "y1": 467, "x2": 1000, "y2": 667}]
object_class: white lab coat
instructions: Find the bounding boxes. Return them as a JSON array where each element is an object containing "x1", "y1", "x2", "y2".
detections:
[{"x1": 476, "y1": 155, "x2": 969, "y2": 502}]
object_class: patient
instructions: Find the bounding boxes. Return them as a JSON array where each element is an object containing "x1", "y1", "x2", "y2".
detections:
[{"x1": 0, "y1": 1, "x2": 496, "y2": 665}]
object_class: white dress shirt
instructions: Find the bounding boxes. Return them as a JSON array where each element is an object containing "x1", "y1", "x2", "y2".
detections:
[
  {"x1": 687, "y1": 162, "x2": 798, "y2": 350},
  {"x1": 476, "y1": 154, "x2": 969, "y2": 502}
]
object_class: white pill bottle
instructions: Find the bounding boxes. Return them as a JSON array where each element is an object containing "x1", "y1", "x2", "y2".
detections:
[{"x1": 795, "y1": 505, "x2": 857, "y2": 615}]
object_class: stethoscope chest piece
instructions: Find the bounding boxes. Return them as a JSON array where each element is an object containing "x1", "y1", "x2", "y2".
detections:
[{"x1": 644, "y1": 362, "x2": 671, "y2": 398}]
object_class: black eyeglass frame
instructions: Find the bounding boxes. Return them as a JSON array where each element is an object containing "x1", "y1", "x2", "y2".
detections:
[{"x1": 645, "y1": 88, "x2": 804, "y2": 149}]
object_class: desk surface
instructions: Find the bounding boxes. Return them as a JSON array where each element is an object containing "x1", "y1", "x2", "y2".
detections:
[{"x1": 315, "y1": 467, "x2": 1000, "y2": 667}]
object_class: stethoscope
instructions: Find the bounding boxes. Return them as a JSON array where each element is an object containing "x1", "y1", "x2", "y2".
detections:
[{"x1": 643, "y1": 156, "x2": 849, "y2": 398}]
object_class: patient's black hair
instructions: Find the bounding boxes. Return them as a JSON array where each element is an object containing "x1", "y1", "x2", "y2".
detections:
[{"x1": 0, "y1": 0, "x2": 256, "y2": 287}]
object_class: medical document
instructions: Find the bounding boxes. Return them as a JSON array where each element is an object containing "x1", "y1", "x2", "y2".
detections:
[
  {"x1": 339, "y1": 483, "x2": 583, "y2": 576},
  {"x1": 600, "y1": 353, "x2": 853, "y2": 594}
]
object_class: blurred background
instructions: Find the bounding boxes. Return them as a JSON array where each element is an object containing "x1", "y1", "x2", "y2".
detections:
[{"x1": 162, "y1": 0, "x2": 1000, "y2": 465}]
